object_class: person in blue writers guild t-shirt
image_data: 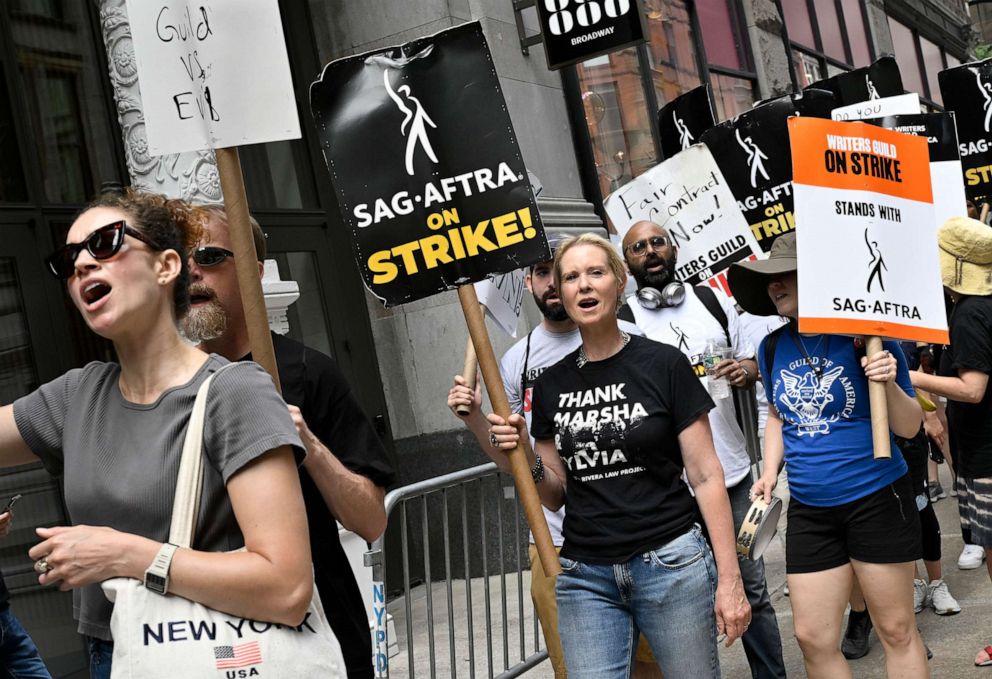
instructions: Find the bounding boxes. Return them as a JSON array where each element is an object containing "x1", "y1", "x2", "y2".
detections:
[{"x1": 757, "y1": 334, "x2": 913, "y2": 506}]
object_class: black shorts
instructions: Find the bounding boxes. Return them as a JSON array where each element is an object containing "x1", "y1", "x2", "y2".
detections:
[{"x1": 786, "y1": 473, "x2": 922, "y2": 574}]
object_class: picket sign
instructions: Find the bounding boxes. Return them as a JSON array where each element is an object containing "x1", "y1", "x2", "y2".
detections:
[{"x1": 789, "y1": 117, "x2": 949, "y2": 458}]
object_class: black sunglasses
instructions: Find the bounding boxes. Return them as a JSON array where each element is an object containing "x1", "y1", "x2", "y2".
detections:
[
  {"x1": 625, "y1": 235, "x2": 671, "y2": 256},
  {"x1": 46, "y1": 220, "x2": 155, "y2": 280},
  {"x1": 192, "y1": 246, "x2": 235, "y2": 267}
]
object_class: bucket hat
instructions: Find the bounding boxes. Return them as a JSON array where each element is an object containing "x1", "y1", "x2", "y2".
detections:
[
  {"x1": 727, "y1": 233, "x2": 797, "y2": 316},
  {"x1": 938, "y1": 216, "x2": 992, "y2": 296}
]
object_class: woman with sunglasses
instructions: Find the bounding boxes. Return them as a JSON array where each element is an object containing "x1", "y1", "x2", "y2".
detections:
[
  {"x1": 0, "y1": 190, "x2": 317, "y2": 678},
  {"x1": 487, "y1": 233, "x2": 749, "y2": 678},
  {"x1": 728, "y1": 233, "x2": 928, "y2": 679}
]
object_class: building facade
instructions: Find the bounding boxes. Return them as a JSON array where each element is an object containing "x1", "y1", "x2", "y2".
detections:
[{"x1": 0, "y1": 0, "x2": 974, "y2": 672}]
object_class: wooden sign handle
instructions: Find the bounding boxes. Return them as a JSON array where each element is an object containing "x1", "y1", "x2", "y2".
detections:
[
  {"x1": 865, "y1": 336, "x2": 891, "y2": 459},
  {"x1": 981, "y1": 202, "x2": 990, "y2": 224},
  {"x1": 457, "y1": 285, "x2": 559, "y2": 577},
  {"x1": 215, "y1": 147, "x2": 281, "y2": 392},
  {"x1": 456, "y1": 308, "x2": 483, "y2": 416}
]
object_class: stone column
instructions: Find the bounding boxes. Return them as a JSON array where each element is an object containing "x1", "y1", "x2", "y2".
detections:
[
  {"x1": 863, "y1": 0, "x2": 895, "y2": 57},
  {"x1": 742, "y1": 0, "x2": 795, "y2": 99}
]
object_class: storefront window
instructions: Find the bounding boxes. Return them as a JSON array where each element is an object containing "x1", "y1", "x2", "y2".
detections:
[
  {"x1": 0, "y1": 258, "x2": 39, "y2": 402},
  {"x1": 888, "y1": 17, "x2": 926, "y2": 98},
  {"x1": 840, "y1": 0, "x2": 872, "y2": 66},
  {"x1": 697, "y1": 0, "x2": 744, "y2": 71},
  {"x1": 0, "y1": 70, "x2": 29, "y2": 202},
  {"x1": 241, "y1": 140, "x2": 319, "y2": 210},
  {"x1": 815, "y1": 1, "x2": 847, "y2": 63},
  {"x1": 793, "y1": 49, "x2": 823, "y2": 87},
  {"x1": 577, "y1": 49, "x2": 657, "y2": 198},
  {"x1": 6, "y1": 2, "x2": 123, "y2": 203},
  {"x1": 920, "y1": 37, "x2": 944, "y2": 105},
  {"x1": 710, "y1": 72, "x2": 755, "y2": 120},
  {"x1": 644, "y1": 1, "x2": 702, "y2": 103},
  {"x1": 781, "y1": 0, "x2": 815, "y2": 48}
]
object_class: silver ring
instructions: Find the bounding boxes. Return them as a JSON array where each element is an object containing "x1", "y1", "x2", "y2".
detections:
[
  {"x1": 489, "y1": 433, "x2": 500, "y2": 449},
  {"x1": 33, "y1": 558, "x2": 51, "y2": 574}
]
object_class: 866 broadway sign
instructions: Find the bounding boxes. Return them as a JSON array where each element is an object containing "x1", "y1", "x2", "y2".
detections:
[
  {"x1": 536, "y1": 0, "x2": 648, "y2": 70},
  {"x1": 309, "y1": 23, "x2": 548, "y2": 306}
]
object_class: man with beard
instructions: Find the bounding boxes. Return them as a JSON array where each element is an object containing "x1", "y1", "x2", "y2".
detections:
[
  {"x1": 620, "y1": 220, "x2": 786, "y2": 679},
  {"x1": 183, "y1": 206, "x2": 395, "y2": 679},
  {"x1": 447, "y1": 243, "x2": 649, "y2": 678}
]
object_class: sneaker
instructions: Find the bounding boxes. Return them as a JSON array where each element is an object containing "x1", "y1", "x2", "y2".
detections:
[
  {"x1": 959, "y1": 544, "x2": 987, "y2": 570},
  {"x1": 928, "y1": 482, "x2": 946, "y2": 501},
  {"x1": 928, "y1": 579, "x2": 961, "y2": 615},
  {"x1": 841, "y1": 609, "x2": 872, "y2": 659},
  {"x1": 913, "y1": 579, "x2": 929, "y2": 613}
]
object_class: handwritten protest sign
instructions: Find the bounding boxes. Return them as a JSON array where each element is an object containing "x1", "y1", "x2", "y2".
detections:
[
  {"x1": 310, "y1": 23, "x2": 548, "y2": 307},
  {"x1": 657, "y1": 86, "x2": 717, "y2": 159},
  {"x1": 832, "y1": 93, "x2": 921, "y2": 122},
  {"x1": 939, "y1": 58, "x2": 992, "y2": 204},
  {"x1": 871, "y1": 113, "x2": 967, "y2": 228},
  {"x1": 702, "y1": 90, "x2": 835, "y2": 253},
  {"x1": 125, "y1": 0, "x2": 300, "y2": 155},
  {"x1": 604, "y1": 144, "x2": 760, "y2": 298},
  {"x1": 790, "y1": 117, "x2": 948, "y2": 344},
  {"x1": 475, "y1": 270, "x2": 526, "y2": 337}
]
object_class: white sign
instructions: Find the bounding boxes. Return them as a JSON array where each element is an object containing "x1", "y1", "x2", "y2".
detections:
[
  {"x1": 604, "y1": 144, "x2": 762, "y2": 297},
  {"x1": 126, "y1": 0, "x2": 301, "y2": 156},
  {"x1": 790, "y1": 117, "x2": 948, "y2": 344},
  {"x1": 476, "y1": 269, "x2": 526, "y2": 337},
  {"x1": 831, "y1": 93, "x2": 920, "y2": 122}
]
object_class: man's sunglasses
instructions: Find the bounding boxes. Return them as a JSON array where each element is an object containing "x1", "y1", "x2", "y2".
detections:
[
  {"x1": 624, "y1": 235, "x2": 672, "y2": 256},
  {"x1": 46, "y1": 220, "x2": 155, "y2": 280},
  {"x1": 192, "y1": 246, "x2": 234, "y2": 267}
]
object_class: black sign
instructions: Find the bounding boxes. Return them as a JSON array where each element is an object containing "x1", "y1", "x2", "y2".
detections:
[
  {"x1": 939, "y1": 59, "x2": 992, "y2": 204},
  {"x1": 309, "y1": 23, "x2": 548, "y2": 307},
  {"x1": 701, "y1": 90, "x2": 835, "y2": 252},
  {"x1": 657, "y1": 85, "x2": 717, "y2": 159},
  {"x1": 869, "y1": 113, "x2": 961, "y2": 163},
  {"x1": 806, "y1": 56, "x2": 903, "y2": 106},
  {"x1": 536, "y1": 0, "x2": 648, "y2": 71}
]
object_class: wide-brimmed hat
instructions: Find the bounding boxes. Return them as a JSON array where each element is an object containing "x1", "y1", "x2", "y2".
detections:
[
  {"x1": 727, "y1": 233, "x2": 798, "y2": 316},
  {"x1": 939, "y1": 216, "x2": 992, "y2": 296}
]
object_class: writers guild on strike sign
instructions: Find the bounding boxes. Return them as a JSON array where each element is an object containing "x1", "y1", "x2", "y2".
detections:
[{"x1": 310, "y1": 22, "x2": 548, "y2": 307}]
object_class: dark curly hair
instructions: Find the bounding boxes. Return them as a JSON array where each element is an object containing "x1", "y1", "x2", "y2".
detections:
[{"x1": 79, "y1": 188, "x2": 204, "y2": 319}]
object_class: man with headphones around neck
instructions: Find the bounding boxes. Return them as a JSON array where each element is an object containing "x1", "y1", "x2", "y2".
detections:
[{"x1": 619, "y1": 220, "x2": 786, "y2": 679}]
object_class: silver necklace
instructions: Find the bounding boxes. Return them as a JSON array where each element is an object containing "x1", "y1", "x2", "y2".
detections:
[
  {"x1": 577, "y1": 331, "x2": 630, "y2": 368},
  {"x1": 791, "y1": 329, "x2": 827, "y2": 380}
]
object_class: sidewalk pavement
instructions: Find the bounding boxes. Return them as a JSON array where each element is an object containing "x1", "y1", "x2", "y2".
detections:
[{"x1": 387, "y1": 462, "x2": 991, "y2": 677}]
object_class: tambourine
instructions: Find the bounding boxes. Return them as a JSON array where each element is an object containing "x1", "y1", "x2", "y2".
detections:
[{"x1": 736, "y1": 495, "x2": 782, "y2": 560}]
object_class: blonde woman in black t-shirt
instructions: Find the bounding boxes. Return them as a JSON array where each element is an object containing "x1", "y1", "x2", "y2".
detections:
[{"x1": 488, "y1": 233, "x2": 749, "y2": 678}]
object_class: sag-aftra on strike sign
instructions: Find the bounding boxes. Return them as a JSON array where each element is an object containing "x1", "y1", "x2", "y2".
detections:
[{"x1": 790, "y1": 117, "x2": 948, "y2": 345}]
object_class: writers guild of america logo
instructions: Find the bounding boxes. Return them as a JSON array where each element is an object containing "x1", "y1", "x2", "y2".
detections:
[
  {"x1": 735, "y1": 128, "x2": 770, "y2": 189},
  {"x1": 866, "y1": 75, "x2": 880, "y2": 101},
  {"x1": 864, "y1": 228, "x2": 887, "y2": 294},
  {"x1": 778, "y1": 366, "x2": 845, "y2": 436},
  {"x1": 383, "y1": 71, "x2": 440, "y2": 176},
  {"x1": 970, "y1": 67, "x2": 992, "y2": 134}
]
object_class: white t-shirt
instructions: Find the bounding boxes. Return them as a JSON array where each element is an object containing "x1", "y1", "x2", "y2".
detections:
[
  {"x1": 738, "y1": 312, "x2": 790, "y2": 433},
  {"x1": 626, "y1": 287, "x2": 754, "y2": 487},
  {"x1": 499, "y1": 320, "x2": 643, "y2": 545}
]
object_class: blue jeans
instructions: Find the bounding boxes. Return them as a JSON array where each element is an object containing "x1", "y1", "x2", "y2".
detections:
[
  {"x1": 86, "y1": 638, "x2": 112, "y2": 679},
  {"x1": 555, "y1": 525, "x2": 721, "y2": 678},
  {"x1": 727, "y1": 479, "x2": 787, "y2": 679},
  {"x1": 0, "y1": 604, "x2": 51, "y2": 679}
]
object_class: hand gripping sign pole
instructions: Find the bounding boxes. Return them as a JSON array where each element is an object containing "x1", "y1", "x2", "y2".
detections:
[{"x1": 864, "y1": 336, "x2": 890, "y2": 459}]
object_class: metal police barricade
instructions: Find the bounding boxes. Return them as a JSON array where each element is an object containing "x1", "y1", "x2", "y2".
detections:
[{"x1": 366, "y1": 463, "x2": 549, "y2": 678}]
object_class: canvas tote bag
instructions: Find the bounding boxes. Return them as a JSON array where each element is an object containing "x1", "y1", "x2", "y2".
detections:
[{"x1": 102, "y1": 367, "x2": 346, "y2": 678}]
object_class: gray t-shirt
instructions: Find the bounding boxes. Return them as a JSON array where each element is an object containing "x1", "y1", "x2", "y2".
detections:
[{"x1": 13, "y1": 355, "x2": 303, "y2": 640}]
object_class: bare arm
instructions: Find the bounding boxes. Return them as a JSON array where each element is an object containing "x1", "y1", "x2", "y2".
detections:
[
  {"x1": 447, "y1": 375, "x2": 512, "y2": 474},
  {"x1": 752, "y1": 404, "x2": 784, "y2": 502},
  {"x1": 0, "y1": 406, "x2": 41, "y2": 468},
  {"x1": 290, "y1": 406, "x2": 387, "y2": 542},
  {"x1": 910, "y1": 369, "x2": 989, "y2": 405},
  {"x1": 679, "y1": 415, "x2": 750, "y2": 646},
  {"x1": 31, "y1": 446, "x2": 313, "y2": 626}
]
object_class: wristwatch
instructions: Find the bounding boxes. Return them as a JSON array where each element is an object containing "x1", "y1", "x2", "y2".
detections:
[{"x1": 144, "y1": 543, "x2": 179, "y2": 595}]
